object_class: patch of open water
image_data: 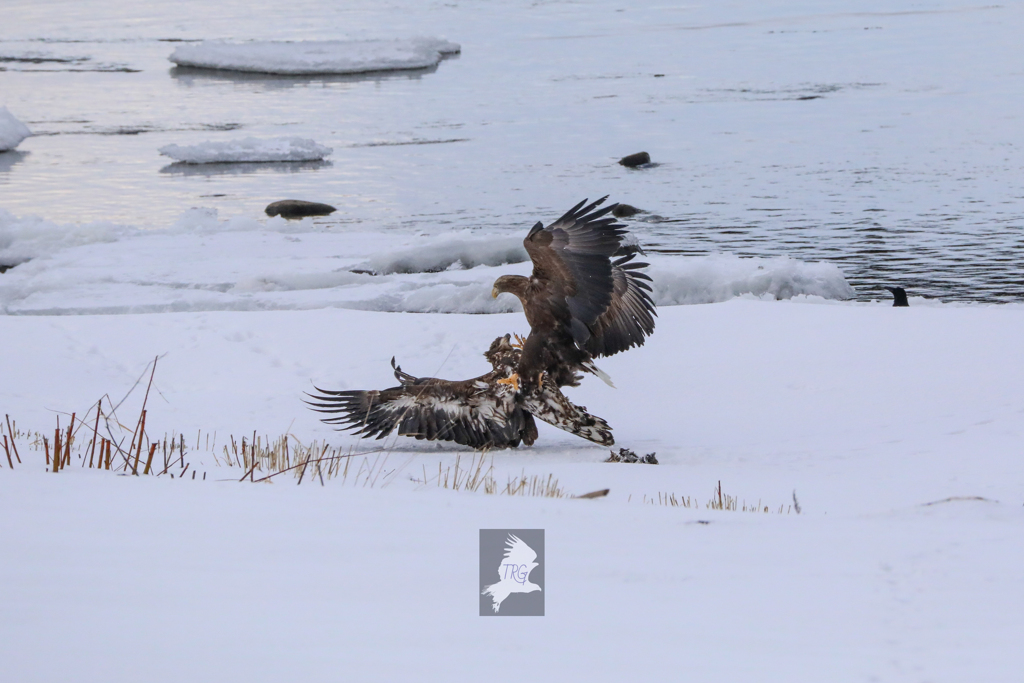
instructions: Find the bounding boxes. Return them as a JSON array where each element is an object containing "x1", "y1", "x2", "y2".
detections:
[{"x1": 2, "y1": 0, "x2": 1023, "y2": 303}]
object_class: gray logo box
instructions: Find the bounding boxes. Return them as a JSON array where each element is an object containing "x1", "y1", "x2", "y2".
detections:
[{"x1": 479, "y1": 529, "x2": 545, "y2": 616}]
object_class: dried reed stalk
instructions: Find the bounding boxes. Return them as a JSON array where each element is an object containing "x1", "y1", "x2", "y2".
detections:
[
  {"x1": 4, "y1": 415, "x2": 21, "y2": 463},
  {"x1": 51, "y1": 430, "x2": 60, "y2": 473},
  {"x1": 131, "y1": 409, "x2": 148, "y2": 475},
  {"x1": 63, "y1": 415, "x2": 74, "y2": 469},
  {"x1": 88, "y1": 401, "x2": 101, "y2": 468},
  {"x1": 143, "y1": 443, "x2": 156, "y2": 475}
]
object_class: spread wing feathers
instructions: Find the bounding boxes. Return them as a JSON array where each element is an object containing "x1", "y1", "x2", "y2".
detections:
[
  {"x1": 524, "y1": 196, "x2": 628, "y2": 340},
  {"x1": 521, "y1": 378, "x2": 615, "y2": 446},
  {"x1": 583, "y1": 252, "x2": 657, "y2": 357},
  {"x1": 503, "y1": 534, "x2": 538, "y2": 567},
  {"x1": 305, "y1": 376, "x2": 532, "y2": 450}
]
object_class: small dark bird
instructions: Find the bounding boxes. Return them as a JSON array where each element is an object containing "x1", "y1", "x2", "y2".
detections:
[{"x1": 885, "y1": 286, "x2": 909, "y2": 307}]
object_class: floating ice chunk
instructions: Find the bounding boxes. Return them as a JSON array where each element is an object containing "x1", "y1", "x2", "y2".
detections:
[
  {"x1": 168, "y1": 38, "x2": 461, "y2": 75},
  {"x1": 159, "y1": 137, "x2": 332, "y2": 164},
  {"x1": 0, "y1": 107, "x2": 32, "y2": 152}
]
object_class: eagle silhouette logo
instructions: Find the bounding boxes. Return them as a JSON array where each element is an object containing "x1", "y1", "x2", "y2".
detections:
[{"x1": 481, "y1": 533, "x2": 542, "y2": 613}]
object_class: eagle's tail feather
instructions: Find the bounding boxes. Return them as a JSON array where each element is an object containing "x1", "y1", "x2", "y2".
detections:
[{"x1": 582, "y1": 360, "x2": 615, "y2": 388}]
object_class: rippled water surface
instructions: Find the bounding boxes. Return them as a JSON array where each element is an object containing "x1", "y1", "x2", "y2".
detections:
[{"x1": 2, "y1": 0, "x2": 1023, "y2": 302}]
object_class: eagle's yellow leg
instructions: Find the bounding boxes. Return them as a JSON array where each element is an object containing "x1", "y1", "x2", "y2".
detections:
[
  {"x1": 496, "y1": 373, "x2": 520, "y2": 392},
  {"x1": 537, "y1": 371, "x2": 546, "y2": 390},
  {"x1": 511, "y1": 333, "x2": 527, "y2": 350}
]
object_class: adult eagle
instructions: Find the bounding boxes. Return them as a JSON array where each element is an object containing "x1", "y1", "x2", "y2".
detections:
[
  {"x1": 491, "y1": 197, "x2": 656, "y2": 391},
  {"x1": 305, "y1": 335, "x2": 613, "y2": 449}
]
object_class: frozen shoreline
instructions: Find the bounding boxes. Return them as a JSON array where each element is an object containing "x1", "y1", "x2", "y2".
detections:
[
  {"x1": 0, "y1": 207, "x2": 856, "y2": 315},
  {"x1": 3, "y1": 300, "x2": 1023, "y2": 681}
]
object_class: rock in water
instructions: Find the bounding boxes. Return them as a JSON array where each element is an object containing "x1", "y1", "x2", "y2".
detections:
[
  {"x1": 265, "y1": 199, "x2": 337, "y2": 218},
  {"x1": 885, "y1": 286, "x2": 909, "y2": 307},
  {"x1": 618, "y1": 151, "x2": 651, "y2": 168}
]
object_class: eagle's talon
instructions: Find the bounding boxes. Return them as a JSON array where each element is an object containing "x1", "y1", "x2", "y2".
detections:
[
  {"x1": 511, "y1": 333, "x2": 527, "y2": 350},
  {"x1": 496, "y1": 373, "x2": 520, "y2": 392}
]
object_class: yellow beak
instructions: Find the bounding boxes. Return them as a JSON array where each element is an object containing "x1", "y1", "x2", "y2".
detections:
[{"x1": 491, "y1": 286, "x2": 499, "y2": 299}]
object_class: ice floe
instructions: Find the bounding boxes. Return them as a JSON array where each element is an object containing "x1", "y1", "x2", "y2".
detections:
[
  {"x1": 0, "y1": 107, "x2": 32, "y2": 151},
  {"x1": 159, "y1": 137, "x2": 332, "y2": 164},
  {"x1": 168, "y1": 38, "x2": 460, "y2": 75}
]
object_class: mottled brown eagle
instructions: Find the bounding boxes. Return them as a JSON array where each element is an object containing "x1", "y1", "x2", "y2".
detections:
[
  {"x1": 305, "y1": 335, "x2": 613, "y2": 450},
  {"x1": 491, "y1": 197, "x2": 656, "y2": 391}
]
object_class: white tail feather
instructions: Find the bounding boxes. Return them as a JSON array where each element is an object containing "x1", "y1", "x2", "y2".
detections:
[{"x1": 584, "y1": 361, "x2": 615, "y2": 388}]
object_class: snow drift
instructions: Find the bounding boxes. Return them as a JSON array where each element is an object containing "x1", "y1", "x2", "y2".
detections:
[
  {"x1": 0, "y1": 107, "x2": 32, "y2": 151},
  {"x1": 0, "y1": 209, "x2": 856, "y2": 315},
  {"x1": 159, "y1": 137, "x2": 332, "y2": 164},
  {"x1": 168, "y1": 38, "x2": 461, "y2": 75}
]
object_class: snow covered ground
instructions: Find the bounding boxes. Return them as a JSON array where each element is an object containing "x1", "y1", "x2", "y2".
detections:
[
  {"x1": 2, "y1": 300, "x2": 1023, "y2": 681},
  {"x1": 158, "y1": 137, "x2": 332, "y2": 164}
]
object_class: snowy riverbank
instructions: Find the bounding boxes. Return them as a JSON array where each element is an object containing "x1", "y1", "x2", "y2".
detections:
[{"x1": 2, "y1": 298, "x2": 1023, "y2": 681}]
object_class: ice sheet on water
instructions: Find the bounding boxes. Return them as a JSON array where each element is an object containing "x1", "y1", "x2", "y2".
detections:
[
  {"x1": 0, "y1": 209, "x2": 857, "y2": 315},
  {"x1": 168, "y1": 38, "x2": 461, "y2": 75},
  {"x1": 158, "y1": 137, "x2": 332, "y2": 164},
  {"x1": 0, "y1": 107, "x2": 32, "y2": 152}
]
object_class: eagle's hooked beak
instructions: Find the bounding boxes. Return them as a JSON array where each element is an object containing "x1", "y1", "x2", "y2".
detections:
[{"x1": 491, "y1": 286, "x2": 499, "y2": 299}]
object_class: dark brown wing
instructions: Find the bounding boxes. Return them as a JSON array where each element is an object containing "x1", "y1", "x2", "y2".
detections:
[
  {"x1": 305, "y1": 373, "x2": 532, "y2": 449},
  {"x1": 583, "y1": 252, "x2": 657, "y2": 357},
  {"x1": 523, "y1": 197, "x2": 626, "y2": 345}
]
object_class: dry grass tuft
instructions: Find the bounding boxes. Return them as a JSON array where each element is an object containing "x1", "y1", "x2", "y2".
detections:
[
  {"x1": 633, "y1": 480, "x2": 799, "y2": 514},
  {"x1": 408, "y1": 453, "x2": 569, "y2": 499},
  {"x1": 1, "y1": 359, "x2": 590, "y2": 499}
]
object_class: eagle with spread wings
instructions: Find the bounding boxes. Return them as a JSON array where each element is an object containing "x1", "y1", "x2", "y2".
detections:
[
  {"x1": 305, "y1": 335, "x2": 614, "y2": 449},
  {"x1": 491, "y1": 197, "x2": 657, "y2": 391}
]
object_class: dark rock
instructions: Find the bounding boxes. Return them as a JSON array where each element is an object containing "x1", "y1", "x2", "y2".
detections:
[
  {"x1": 885, "y1": 286, "x2": 909, "y2": 307},
  {"x1": 618, "y1": 151, "x2": 651, "y2": 168},
  {"x1": 265, "y1": 199, "x2": 336, "y2": 219},
  {"x1": 611, "y1": 203, "x2": 641, "y2": 218}
]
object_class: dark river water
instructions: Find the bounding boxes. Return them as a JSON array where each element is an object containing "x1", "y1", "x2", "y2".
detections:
[{"x1": 2, "y1": 0, "x2": 1023, "y2": 303}]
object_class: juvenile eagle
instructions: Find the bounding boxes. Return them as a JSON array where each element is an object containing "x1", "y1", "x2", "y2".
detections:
[
  {"x1": 305, "y1": 335, "x2": 613, "y2": 449},
  {"x1": 491, "y1": 197, "x2": 656, "y2": 391}
]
